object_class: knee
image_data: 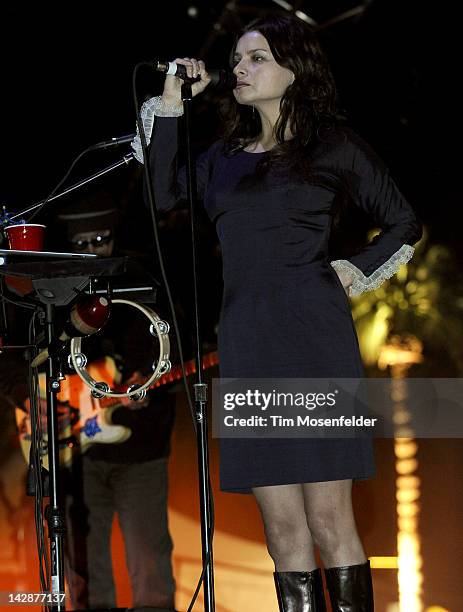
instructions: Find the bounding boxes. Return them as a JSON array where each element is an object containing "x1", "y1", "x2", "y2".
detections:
[
  {"x1": 264, "y1": 517, "x2": 311, "y2": 560},
  {"x1": 307, "y1": 506, "x2": 355, "y2": 552}
]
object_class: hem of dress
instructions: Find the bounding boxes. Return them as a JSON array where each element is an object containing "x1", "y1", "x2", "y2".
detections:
[{"x1": 220, "y1": 469, "x2": 377, "y2": 494}]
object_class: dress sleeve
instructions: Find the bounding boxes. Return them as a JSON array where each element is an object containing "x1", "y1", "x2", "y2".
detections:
[
  {"x1": 131, "y1": 95, "x2": 220, "y2": 212},
  {"x1": 330, "y1": 134, "x2": 422, "y2": 297}
]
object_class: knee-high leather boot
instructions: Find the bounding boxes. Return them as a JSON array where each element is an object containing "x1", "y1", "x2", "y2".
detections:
[
  {"x1": 324, "y1": 560, "x2": 374, "y2": 611},
  {"x1": 273, "y1": 568, "x2": 327, "y2": 611}
]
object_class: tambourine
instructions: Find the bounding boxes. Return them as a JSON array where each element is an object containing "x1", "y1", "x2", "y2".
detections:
[{"x1": 69, "y1": 299, "x2": 171, "y2": 399}]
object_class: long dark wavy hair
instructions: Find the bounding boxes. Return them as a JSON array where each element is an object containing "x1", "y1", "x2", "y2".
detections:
[{"x1": 221, "y1": 14, "x2": 345, "y2": 179}]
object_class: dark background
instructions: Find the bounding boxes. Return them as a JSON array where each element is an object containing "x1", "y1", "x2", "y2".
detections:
[
  {"x1": 2, "y1": 1, "x2": 460, "y2": 242},
  {"x1": 2, "y1": 0, "x2": 461, "y2": 344},
  {"x1": 3, "y1": 0, "x2": 461, "y2": 361}
]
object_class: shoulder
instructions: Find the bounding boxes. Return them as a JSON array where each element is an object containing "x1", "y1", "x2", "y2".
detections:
[
  {"x1": 200, "y1": 139, "x2": 226, "y2": 163},
  {"x1": 209, "y1": 139, "x2": 226, "y2": 156},
  {"x1": 312, "y1": 126, "x2": 388, "y2": 174}
]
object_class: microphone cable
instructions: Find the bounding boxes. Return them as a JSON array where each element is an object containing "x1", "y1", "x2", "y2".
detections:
[
  {"x1": 24, "y1": 137, "x2": 134, "y2": 224},
  {"x1": 132, "y1": 62, "x2": 215, "y2": 612}
]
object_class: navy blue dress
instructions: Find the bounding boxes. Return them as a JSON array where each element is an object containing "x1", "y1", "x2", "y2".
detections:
[{"x1": 148, "y1": 117, "x2": 422, "y2": 493}]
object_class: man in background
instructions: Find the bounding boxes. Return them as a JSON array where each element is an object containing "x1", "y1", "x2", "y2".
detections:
[{"x1": 56, "y1": 190, "x2": 176, "y2": 611}]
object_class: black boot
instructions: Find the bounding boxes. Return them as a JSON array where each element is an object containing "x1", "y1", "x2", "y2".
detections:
[
  {"x1": 324, "y1": 560, "x2": 374, "y2": 611},
  {"x1": 274, "y1": 568, "x2": 327, "y2": 611}
]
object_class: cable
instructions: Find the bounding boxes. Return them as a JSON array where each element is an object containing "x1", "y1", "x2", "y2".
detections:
[
  {"x1": 132, "y1": 63, "x2": 215, "y2": 611},
  {"x1": 22, "y1": 132, "x2": 131, "y2": 224},
  {"x1": 1, "y1": 293, "x2": 37, "y2": 311},
  {"x1": 28, "y1": 310, "x2": 50, "y2": 597},
  {"x1": 133, "y1": 64, "x2": 197, "y2": 430},
  {"x1": 26, "y1": 145, "x2": 102, "y2": 223}
]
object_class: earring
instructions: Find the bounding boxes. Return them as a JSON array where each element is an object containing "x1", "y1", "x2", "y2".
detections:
[{"x1": 252, "y1": 106, "x2": 256, "y2": 119}]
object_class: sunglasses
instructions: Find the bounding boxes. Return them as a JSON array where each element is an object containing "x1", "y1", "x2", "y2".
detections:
[{"x1": 70, "y1": 232, "x2": 113, "y2": 250}]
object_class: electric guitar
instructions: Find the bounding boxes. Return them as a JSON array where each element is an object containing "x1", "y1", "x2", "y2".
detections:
[{"x1": 15, "y1": 351, "x2": 218, "y2": 468}]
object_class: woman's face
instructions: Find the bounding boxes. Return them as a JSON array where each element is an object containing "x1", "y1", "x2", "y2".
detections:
[{"x1": 232, "y1": 31, "x2": 294, "y2": 107}]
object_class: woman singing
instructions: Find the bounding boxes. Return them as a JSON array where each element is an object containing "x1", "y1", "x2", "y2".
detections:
[{"x1": 133, "y1": 13, "x2": 422, "y2": 611}]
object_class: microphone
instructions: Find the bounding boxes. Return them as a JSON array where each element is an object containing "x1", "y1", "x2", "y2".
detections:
[
  {"x1": 31, "y1": 295, "x2": 111, "y2": 367},
  {"x1": 153, "y1": 60, "x2": 237, "y2": 89},
  {"x1": 92, "y1": 133, "x2": 136, "y2": 150}
]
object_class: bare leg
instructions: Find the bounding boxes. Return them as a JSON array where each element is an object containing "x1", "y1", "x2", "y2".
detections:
[
  {"x1": 302, "y1": 479, "x2": 366, "y2": 568},
  {"x1": 252, "y1": 483, "x2": 317, "y2": 571}
]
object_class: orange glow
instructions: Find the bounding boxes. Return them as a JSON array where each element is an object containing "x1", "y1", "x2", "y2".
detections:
[{"x1": 381, "y1": 337, "x2": 424, "y2": 611}]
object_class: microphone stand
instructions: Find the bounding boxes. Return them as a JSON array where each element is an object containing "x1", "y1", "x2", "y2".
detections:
[
  {"x1": 9, "y1": 153, "x2": 134, "y2": 222},
  {"x1": 181, "y1": 80, "x2": 216, "y2": 611},
  {"x1": 4, "y1": 152, "x2": 134, "y2": 610},
  {"x1": 44, "y1": 302, "x2": 65, "y2": 610}
]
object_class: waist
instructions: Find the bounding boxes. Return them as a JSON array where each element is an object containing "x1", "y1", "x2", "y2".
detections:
[{"x1": 222, "y1": 257, "x2": 332, "y2": 283}]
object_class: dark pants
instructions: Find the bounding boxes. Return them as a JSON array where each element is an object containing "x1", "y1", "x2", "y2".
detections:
[{"x1": 64, "y1": 456, "x2": 175, "y2": 610}]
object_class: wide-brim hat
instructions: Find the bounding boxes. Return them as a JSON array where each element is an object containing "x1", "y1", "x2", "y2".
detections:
[{"x1": 56, "y1": 189, "x2": 119, "y2": 238}]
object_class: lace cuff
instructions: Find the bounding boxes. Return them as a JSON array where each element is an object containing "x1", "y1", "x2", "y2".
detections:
[
  {"x1": 131, "y1": 96, "x2": 184, "y2": 163},
  {"x1": 330, "y1": 244, "x2": 415, "y2": 297}
]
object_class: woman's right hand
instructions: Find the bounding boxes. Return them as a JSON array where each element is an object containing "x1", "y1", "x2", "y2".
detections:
[{"x1": 162, "y1": 57, "x2": 211, "y2": 108}]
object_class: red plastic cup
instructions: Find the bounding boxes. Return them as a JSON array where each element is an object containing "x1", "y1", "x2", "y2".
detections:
[{"x1": 4, "y1": 224, "x2": 46, "y2": 251}]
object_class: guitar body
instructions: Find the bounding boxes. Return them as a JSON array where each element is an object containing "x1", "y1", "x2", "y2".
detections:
[
  {"x1": 15, "y1": 350, "x2": 219, "y2": 469},
  {"x1": 15, "y1": 357, "x2": 130, "y2": 469}
]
